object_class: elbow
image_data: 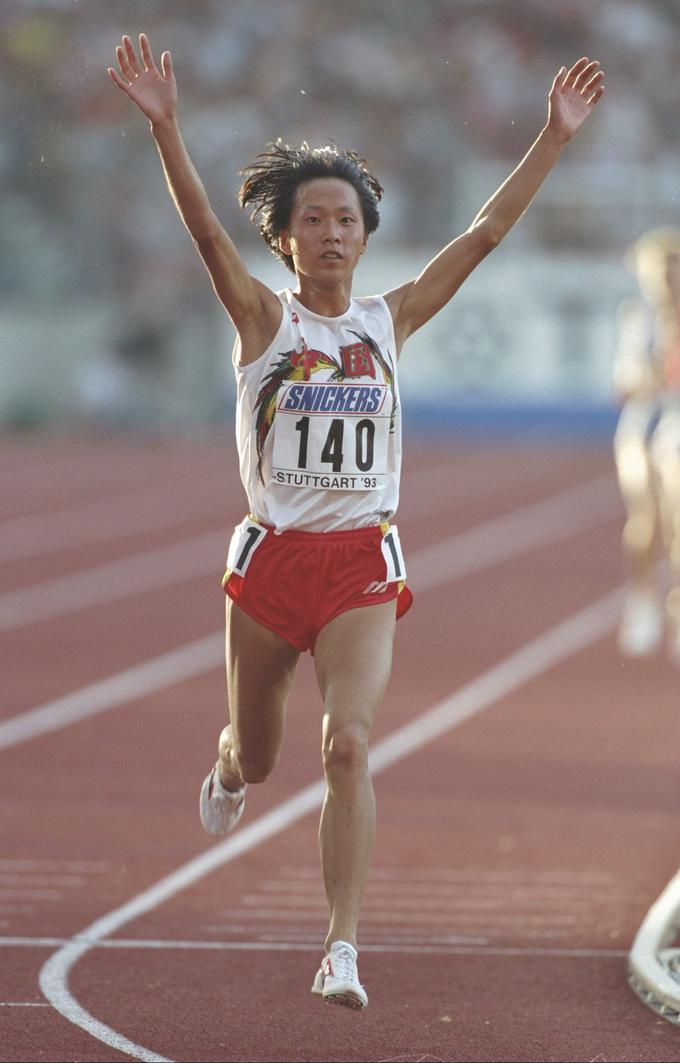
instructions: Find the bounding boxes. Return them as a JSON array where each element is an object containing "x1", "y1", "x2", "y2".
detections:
[
  {"x1": 469, "y1": 216, "x2": 504, "y2": 256},
  {"x1": 485, "y1": 225, "x2": 505, "y2": 251}
]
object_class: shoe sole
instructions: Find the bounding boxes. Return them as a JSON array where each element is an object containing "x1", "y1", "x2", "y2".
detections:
[{"x1": 323, "y1": 991, "x2": 367, "y2": 1010}]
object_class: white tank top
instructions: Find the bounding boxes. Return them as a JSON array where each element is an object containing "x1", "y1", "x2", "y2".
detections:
[{"x1": 233, "y1": 288, "x2": 402, "y2": 533}]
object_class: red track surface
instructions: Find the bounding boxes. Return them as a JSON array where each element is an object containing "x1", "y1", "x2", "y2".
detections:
[{"x1": 2, "y1": 431, "x2": 680, "y2": 1063}]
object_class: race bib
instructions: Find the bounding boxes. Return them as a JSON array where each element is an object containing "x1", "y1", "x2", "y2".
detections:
[
  {"x1": 271, "y1": 381, "x2": 391, "y2": 491},
  {"x1": 381, "y1": 524, "x2": 406, "y2": 582},
  {"x1": 226, "y1": 517, "x2": 268, "y2": 576}
]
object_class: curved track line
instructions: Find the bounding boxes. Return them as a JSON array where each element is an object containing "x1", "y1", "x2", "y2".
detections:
[{"x1": 39, "y1": 583, "x2": 623, "y2": 1062}]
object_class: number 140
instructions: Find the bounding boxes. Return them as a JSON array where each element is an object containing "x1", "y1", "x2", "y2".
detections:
[{"x1": 295, "y1": 417, "x2": 375, "y2": 473}]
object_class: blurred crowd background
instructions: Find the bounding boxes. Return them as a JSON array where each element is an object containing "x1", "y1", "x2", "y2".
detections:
[{"x1": 2, "y1": 0, "x2": 679, "y2": 430}]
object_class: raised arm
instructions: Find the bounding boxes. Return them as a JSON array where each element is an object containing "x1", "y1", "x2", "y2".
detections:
[
  {"x1": 384, "y1": 57, "x2": 605, "y2": 353},
  {"x1": 108, "y1": 34, "x2": 281, "y2": 358}
]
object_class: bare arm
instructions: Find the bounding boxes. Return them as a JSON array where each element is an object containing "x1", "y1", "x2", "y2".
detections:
[
  {"x1": 385, "y1": 57, "x2": 605, "y2": 353},
  {"x1": 108, "y1": 35, "x2": 280, "y2": 360}
]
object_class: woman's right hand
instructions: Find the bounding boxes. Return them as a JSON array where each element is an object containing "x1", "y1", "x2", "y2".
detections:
[{"x1": 108, "y1": 34, "x2": 177, "y2": 125}]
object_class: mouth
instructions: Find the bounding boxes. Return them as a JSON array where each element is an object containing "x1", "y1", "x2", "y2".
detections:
[{"x1": 321, "y1": 251, "x2": 342, "y2": 260}]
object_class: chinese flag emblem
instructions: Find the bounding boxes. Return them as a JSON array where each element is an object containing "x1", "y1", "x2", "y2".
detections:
[{"x1": 340, "y1": 342, "x2": 375, "y2": 379}]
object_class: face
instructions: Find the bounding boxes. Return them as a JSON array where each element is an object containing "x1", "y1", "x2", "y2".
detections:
[{"x1": 279, "y1": 177, "x2": 367, "y2": 282}]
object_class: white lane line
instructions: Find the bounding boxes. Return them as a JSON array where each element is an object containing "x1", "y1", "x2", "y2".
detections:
[
  {"x1": 205, "y1": 907, "x2": 581, "y2": 926},
  {"x1": 262, "y1": 870, "x2": 618, "y2": 888},
  {"x1": 0, "y1": 480, "x2": 614, "y2": 746},
  {"x1": 398, "y1": 445, "x2": 544, "y2": 512},
  {"x1": 0, "y1": 474, "x2": 618, "y2": 753},
  {"x1": 0, "y1": 859, "x2": 109, "y2": 872},
  {"x1": 0, "y1": 634, "x2": 223, "y2": 752},
  {"x1": 238, "y1": 897, "x2": 595, "y2": 914},
  {"x1": 400, "y1": 446, "x2": 580, "y2": 520},
  {"x1": 201, "y1": 925, "x2": 491, "y2": 944},
  {"x1": 280, "y1": 865, "x2": 618, "y2": 884},
  {"x1": 0, "y1": 473, "x2": 225, "y2": 562},
  {"x1": 0, "y1": 1001, "x2": 50, "y2": 1007},
  {"x1": 0, "y1": 532, "x2": 226, "y2": 632},
  {"x1": 0, "y1": 473, "x2": 616, "y2": 634},
  {"x1": 254, "y1": 883, "x2": 606, "y2": 899},
  {"x1": 408, "y1": 474, "x2": 618, "y2": 589},
  {"x1": 0, "y1": 451, "x2": 473, "y2": 564},
  {"x1": 1, "y1": 937, "x2": 69, "y2": 947},
  {"x1": 39, "y1": 582, "x2": 623, "y2": 1063},
  {"x1": 0, "y1": 935, "x2": 628, "y2": 959},
  {"x1": 0, "y1": 875, "x2": 87, "y2": 887},
  {"x1": 0, "y1": 889, "x2": 63, "y2": 900},
  {"x1": 0, "y1": 455, "x2": 163, "y2": 508}
]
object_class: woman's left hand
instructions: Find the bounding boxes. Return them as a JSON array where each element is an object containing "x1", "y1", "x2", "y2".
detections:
[{"x1": 547, "y1": 57, "x2": 604, "y2": 140}]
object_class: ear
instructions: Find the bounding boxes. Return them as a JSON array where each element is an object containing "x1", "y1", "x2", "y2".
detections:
[{"x1": 279, "y1": 230, "x2": 292, "y2": 256}]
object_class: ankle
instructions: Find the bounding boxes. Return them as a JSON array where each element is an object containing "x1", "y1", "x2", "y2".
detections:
[
  {"x1": 324, "y1": 936, "x2": 357, "y2": 954},
  {"x1": 217, "y1": 730, "x2": 244, "y2": 791}
]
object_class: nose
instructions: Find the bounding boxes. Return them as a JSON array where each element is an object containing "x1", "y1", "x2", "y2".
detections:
[{"x1": 323, "y1": 222, "x2": 341, "y2": 242}]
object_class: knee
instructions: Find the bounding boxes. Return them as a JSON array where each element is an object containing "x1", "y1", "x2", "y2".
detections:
[
  {"x1": 623, "y1": 511, "x2": 656, "y2": 553},
  {"x1": 234, "y1": 752, "x2": 275, "y2": 785},
  {"x1": 322, "y1": 724, "x2": 369, "y2": 781},
  {"x1": 228, "y1": 736, "x2": 276, "y2": 785},
  {"x1": 220, "y1": 725, "x2": 277, "y2": 785}
]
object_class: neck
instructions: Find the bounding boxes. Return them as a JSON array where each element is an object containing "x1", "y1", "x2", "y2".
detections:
[{"x1": 292, "y1": 276, "x2": 353, "y2": 318}]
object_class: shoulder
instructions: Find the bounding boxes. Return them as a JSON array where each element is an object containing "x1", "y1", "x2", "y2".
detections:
[
  {"x1": 380, "y1": 282, "x2": 411, "y2": 317},
  {"x1": 351, "y1": 292, "x2": 395, "y2": 325}
]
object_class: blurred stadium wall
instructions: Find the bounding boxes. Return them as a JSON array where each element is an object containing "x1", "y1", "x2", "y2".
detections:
[{"x1": 2, "y1": 0, "x2": 677, "y2": 435}]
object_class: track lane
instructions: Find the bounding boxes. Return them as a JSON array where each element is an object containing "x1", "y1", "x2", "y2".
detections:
[
  {"x1": 4, "y1": 437, "x2": 676, "y2": 1062},
  {"x1": 37, "y1": 569, "x2": 680, "y2": 1062},
  {"x1": 0, "y1": 454, "x2": 617, "y2": 722}
]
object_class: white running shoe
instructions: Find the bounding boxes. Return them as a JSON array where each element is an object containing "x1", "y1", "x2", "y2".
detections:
[
  {"x1": 617, "y1": 589, "x2": 663, "y2": 657},
  {"x1": 199, "y1": 763, "x2": 246, "y2": 836},
  {"x1": 311, "y1": 941, "x2": 367, "y2": 1010}
]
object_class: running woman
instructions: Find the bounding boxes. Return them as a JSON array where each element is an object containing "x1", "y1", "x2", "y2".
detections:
[
  {"x1": 108, "y1": 34, "x2": 604, "y2": 1009},
  {"x1": 614, "y1": 228, "x2": 680, "y2": 660}
]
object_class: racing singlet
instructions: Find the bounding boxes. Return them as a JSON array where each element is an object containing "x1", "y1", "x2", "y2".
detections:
[{"x1": 233, "y1": 289, "x2": 402, "y2": 533}]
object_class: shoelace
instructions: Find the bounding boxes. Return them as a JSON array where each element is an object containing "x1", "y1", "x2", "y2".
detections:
[{"x1": 330, "y1": 946, "x2": 358, "y2": 983}]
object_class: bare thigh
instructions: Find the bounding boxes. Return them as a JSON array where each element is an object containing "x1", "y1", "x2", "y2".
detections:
[
  {"x1": 226, "y1": 599, "x2": 300, "y2": 780},
  {"x1": 314, "y1": 600, "x2": 397, "y2": 748},
  {"x1": 651, "y1": 418, "x2": 680, "y2": 548},
  {"x1": 614, "y1": 429, "x2": 657, "y2": 514}
]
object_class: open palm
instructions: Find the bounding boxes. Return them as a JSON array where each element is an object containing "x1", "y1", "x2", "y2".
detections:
[
  {"x1": 548, "y1": 57, "x2": 604, "y2": 140},
  {"x1": 108, "y1": 34, "x2": 177, "y2": 124}
]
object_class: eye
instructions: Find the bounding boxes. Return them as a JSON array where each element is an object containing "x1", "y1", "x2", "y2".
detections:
[
  {"x1": 340, "y1": 216, "x2": 356, "y2": 225},
  {"x1": 306, "y1": 215, "x2": 320, "y2": 224}
]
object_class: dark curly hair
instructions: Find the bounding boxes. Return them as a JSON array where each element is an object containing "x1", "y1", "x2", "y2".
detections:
[{"x1": 238, "y1": 141, "x2": 383, "y2": 273}]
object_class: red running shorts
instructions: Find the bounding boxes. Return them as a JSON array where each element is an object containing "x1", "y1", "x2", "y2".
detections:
[{"x1": 222, "y1": 517, "x2": 413, "y2": 653}]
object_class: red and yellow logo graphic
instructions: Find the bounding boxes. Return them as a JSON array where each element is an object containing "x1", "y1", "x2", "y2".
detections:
[{"x1": 340, "y1": 341, "x2": 375, "y2": 379}]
